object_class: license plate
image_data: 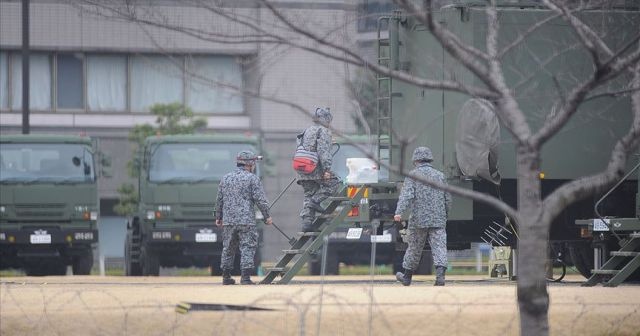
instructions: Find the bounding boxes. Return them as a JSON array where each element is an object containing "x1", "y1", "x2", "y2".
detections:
[
  {"x1": 370, "y1": 234, "x2": 392, "y2": 243},
  {"x1": 195, "y1": 233, "x2": 217, "y2": 242},
  {"x1": 593, "y1": 218, "x2": 610, "y2": 231},
  {"x1": 346, "y1": 228, "x2": 363, "y2": 240},
  {"x1": 30, "y1": 234, "x2": 52, "y2": 244}
]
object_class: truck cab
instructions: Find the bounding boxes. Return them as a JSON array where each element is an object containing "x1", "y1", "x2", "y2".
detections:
[
  {"x1": 0, "y1": 134, "x2": 99, "y2": 275},
  {"x1": 125, "y1": 134, "x2": 262, "y2": 276}
]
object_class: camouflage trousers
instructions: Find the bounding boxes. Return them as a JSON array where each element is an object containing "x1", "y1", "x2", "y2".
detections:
[
  {"x1": 221, "y1": 225, "x2": 258, "y2": 270},
  {"x1": 298, "y1": 177, "x2": 340, "y2": 223},
  {"x1": 402, "y1": 227, "x2": 448, "y2": 270}
]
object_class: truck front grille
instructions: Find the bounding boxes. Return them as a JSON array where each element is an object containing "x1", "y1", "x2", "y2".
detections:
[{"x1": 14, "y1": 204, "x2": 66, "y2": 218}]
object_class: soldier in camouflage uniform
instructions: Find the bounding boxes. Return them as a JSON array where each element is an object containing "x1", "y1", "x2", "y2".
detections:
[
  {"x1": 394, "y1": 147, "x2": 452, "y2": 286},
  {"x1": 216, "y1": 150, "x2": 272, "y2": 285},
  {"x1": 296, "y1": 107, "x2": 340, "y2": 232}
]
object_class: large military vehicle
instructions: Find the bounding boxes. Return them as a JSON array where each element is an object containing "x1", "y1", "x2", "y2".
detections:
[
  {"x1": 370, "y1": 2, "x2": 639, "y2": 280},
  {"x1": 262, "y1": 2, "x2": 639, "y2": 284},
  {"x1": 124, "y1": 134, "x2": 262, "y2": 276},
  {"x1": 0, "y1": 134, "x2": 100, "y2": 276}
]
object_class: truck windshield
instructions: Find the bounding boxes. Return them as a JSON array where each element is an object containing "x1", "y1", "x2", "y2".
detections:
[
  {"x1": 148, "y1": 143, "x2": 258, "y2": 182},
  {"x1": 0, "y1": 143, "x2": 95, "y2": 183}
]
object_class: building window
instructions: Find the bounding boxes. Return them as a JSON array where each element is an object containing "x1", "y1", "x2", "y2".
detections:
[
  {"x1": 0, "y1": 52, "x2": 7, "y2": 109},
  {"x1": 56, "y1": 53, "x2": 84, "y2": 109},
  {"x1": 131, "y1": 55, "x2": 184, "y2": 112},
  {"x1": 87, "y1": 55, "x2": 127, "y2": 112},
  {"x1": 10, "y1": 53, "x2": 52, "y2": 111},
  {"x1": 186, "y1": 56, "x2": 244, "y2": 114}
]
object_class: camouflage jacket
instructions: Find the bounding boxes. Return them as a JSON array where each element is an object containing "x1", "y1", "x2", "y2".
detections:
[
  {"x1": 216, "y1": 168, "x2": 270, "y2": 225},
  {"x1": 296, "y1": 124, "x2": 334, "y2": 181},
  {"x1": 395, "y1": 163, "x2": 452, "y2": 228}
]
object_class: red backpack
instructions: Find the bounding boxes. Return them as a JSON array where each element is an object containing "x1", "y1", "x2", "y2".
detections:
[{"x1": 292, "y1": 129, "x2": 321, "y2": 174}]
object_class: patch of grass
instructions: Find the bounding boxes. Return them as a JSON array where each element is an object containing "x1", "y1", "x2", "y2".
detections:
[
  {"x1": 340, "y1": 264, "x2": 394, "y2": 275},
  {"x1": 0, "y1": 269, "x2": 26, "y2": 277},
  {"x1": 174, "y1": 267, "x2": 210, "y2": 276}
]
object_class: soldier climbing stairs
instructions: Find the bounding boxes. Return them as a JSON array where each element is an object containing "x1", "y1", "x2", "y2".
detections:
[{"x1": 260, "y1": 186, "x2": 367, "y2": 284}]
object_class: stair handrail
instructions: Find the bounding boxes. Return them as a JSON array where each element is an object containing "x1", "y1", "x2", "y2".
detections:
[{"x1": 594, "y1": 157, "x2": 640, "y2": 241}]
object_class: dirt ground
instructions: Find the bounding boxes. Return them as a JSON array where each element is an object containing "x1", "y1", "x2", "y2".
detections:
[{"x1": 1, "y1": 274, "x2": 639, "y2": 336}]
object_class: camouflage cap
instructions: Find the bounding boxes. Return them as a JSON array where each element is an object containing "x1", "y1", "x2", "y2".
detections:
[
  {"x1": 236, "y1": 150, "x2": 262, "y2": 165},
  {"x1": 412, "y1": 146, "x2": 433, "y2": 162},
  {"x1": 313, "y1": 107, "x2": 333, "y2": 126}
]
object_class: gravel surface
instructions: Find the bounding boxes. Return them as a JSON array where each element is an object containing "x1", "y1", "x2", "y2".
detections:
[{"x1": 2, "y1": 275, "x2": 639, "y2": 336}]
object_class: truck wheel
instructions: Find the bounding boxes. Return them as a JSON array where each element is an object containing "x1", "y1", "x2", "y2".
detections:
[
  {"x1": 568, "y1": 242, "x2": 594, "y2": 279},
  {"x1": 141, "y1": 247, "x2": 160, "y2": 276},
  {"x1": 308, "y1": 249, "x2": 339, "y2": 275},
  {"x1": 72, "y1": 250, "x2": 93, "y2": 275},
  {"x1": 48, "y1": 260, "x2": 68, "y2": 275},
  {"x1": 24, "y1": 261, "x2": 47, "y2": 276},
  {"x1": 210, "y1": 258, "x2": 222, "y2": 276},
  {"x1": 416, "y1": 251, "x2": 433, "y2": 275},
  {"x1": 125, "y1": 233, "x2": 142, "y2": 276}
]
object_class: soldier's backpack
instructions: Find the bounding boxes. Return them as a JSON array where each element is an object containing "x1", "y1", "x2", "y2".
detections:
[{"x1": 292, "y1": 129, "x2": 321, "y2": 174}]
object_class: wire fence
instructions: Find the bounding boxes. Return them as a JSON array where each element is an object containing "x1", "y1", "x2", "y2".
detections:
[{"x1": 2, "y1": 274, "x2": 639, "y2": 336}]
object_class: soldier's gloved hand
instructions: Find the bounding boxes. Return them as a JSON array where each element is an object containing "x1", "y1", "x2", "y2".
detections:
[
  {"x1": 216, "y1": 219, "x2": 223, "y2": 227},
  {"x1": 265, "y1": 217, "x2": 273, "y2": 225},
  {"x1": 393, "y1": 214, "x2": 402, "y2": 222}
]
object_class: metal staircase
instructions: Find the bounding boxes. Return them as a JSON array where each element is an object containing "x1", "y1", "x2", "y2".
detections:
[
  {"x1": 583, "y1": 232, "x2": 640, "y2": 287},
  {"x1": 260, "y1": 186, "x2": 366, "y2": 285}
]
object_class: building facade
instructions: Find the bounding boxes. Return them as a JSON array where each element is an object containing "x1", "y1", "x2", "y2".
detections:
[{"x1": 0, "y1": 0, "x2": 377, "y2": 261}]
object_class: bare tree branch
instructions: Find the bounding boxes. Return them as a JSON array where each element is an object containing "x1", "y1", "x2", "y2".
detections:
[
  {"x1": 543, "y1": 0, "x2": 613, "y2": 66},
  {"x1": 396, "y1": 0, "x2": 494, "y2": 88}
]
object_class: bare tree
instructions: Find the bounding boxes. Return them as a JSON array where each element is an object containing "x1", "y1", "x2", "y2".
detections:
[{"x1": 71, "y1": 0, "x2": 640, "y2": 334}]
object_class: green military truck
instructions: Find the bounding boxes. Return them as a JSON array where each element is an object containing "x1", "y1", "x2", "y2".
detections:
[
  {"x1": 124, "y1": 134, "x2": 262, "y2": 276},
  {"x1": 374, "y1": 3, "x2": 639, "y2": 278},
  {"x1": 0, "y1": 134, "x2": 100, "y2": 276}
]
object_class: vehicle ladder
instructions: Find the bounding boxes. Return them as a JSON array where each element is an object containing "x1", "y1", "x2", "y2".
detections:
[
  {"x1": 260, "y1": 186, "x2": 367, "y2": 284},
  {"x1": 376, "y1": 15, "x2": 393, "y2": 172},
  {"x1": 583, "y1": 232, "x2": 640, "y2": 287}
]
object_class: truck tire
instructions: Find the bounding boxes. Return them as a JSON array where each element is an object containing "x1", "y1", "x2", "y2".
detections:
[
  {"x1": 308, "y1": 249, "x2": 339, "y2": 275},
  {"x1": 72, "y1": 250, "x2": 93, "y2": 275},
  {"x1": 210, "y1": 258, "x2": 222, "y2": 276},
  {"x1": 141, "y1": 247, "x2": 160, "y2": 276},
  {"x1": 416, "y1": 251, "x2": 433, "y2": 275},
  {"x1": 24, "y1": 259, "x2": 66, "y2": 276},
  {"x1": 125, "y1": 226, "x2": 142, "y2": 276}
]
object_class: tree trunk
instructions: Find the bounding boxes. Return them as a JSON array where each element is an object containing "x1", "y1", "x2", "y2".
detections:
[{"x1": 516, "y1": 147, "x2": 549, "y2": 336}]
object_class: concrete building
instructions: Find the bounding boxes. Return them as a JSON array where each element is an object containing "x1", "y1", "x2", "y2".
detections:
[{"x1": 0, "y1": 0, "x2": 391, "y2": 261}]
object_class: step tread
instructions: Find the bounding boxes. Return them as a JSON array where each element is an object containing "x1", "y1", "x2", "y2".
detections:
[
  {"x1": 611, "y1": 251, "x2": 640, "y2": 257},
  {"x1": 298, "y1": 232, "x2": 320, "y2": 236},
  {"x1": 591, "y1": 269, "x2": 619, "y2": 274},
  {"x1": 265, "y1": 267, "x2": 285, "y2": 272},
  {"x1": 283, "y1": 249, "x2": 303, "y2": 254}
]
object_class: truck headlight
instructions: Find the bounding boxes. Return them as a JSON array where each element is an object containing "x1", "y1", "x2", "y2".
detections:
[
  {"x1": 146, "y1": 211, "x2": 156, "y2": 220},
  {"x1": 0, "y1": 206, "x2": 5, "y2": 213}
]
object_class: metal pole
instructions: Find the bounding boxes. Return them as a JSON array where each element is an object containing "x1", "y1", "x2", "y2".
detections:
[{"x1": 21, "y1": 0, "x2": 30, "y2": 134}]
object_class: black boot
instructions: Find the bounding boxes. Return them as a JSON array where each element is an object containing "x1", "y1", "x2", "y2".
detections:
[
  {"x1": 434, "y1": 266, "x2": 446, "y2": 286},
  {"x1": 222, "y1": 269, "x2": 235, "y2": 285},
  {"x1": 301, "y1": 218, "x2": 316, "y2": 232},
  {"x1": 395, "y1": 269, "x2": 413, "y2": 286},
  {"x1": 241, "y1": 268, "x2": 255, "y2": 285}
]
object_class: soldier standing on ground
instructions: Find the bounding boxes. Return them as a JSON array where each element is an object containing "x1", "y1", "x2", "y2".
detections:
[
  {"x1": 394, "y1": 147, "x2": 452, "y2": 286},
  {"x1": 216, "y1": 150, "x2": 272, "y2": 285},
  {"x1": 296, "y1": 107, "x2": 340, "y2": 232}
]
